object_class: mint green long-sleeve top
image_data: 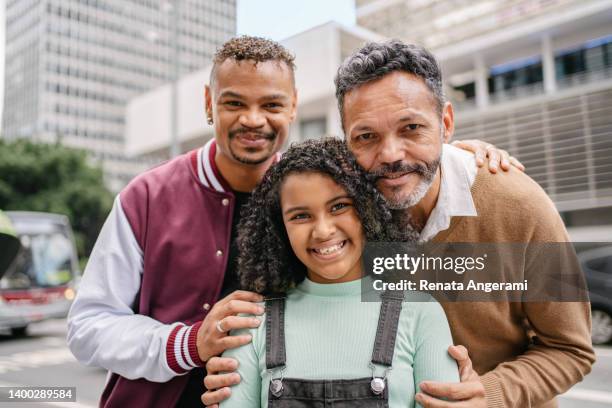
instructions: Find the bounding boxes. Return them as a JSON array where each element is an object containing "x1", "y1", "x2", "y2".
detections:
[{"x1": 220, "y1": 278, "x2": 459, "y2": 408}]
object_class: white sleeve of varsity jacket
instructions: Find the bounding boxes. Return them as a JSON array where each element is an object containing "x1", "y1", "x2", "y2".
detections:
[{"x1": 67, "y1": 195, "x2": 203, "y2": 382}]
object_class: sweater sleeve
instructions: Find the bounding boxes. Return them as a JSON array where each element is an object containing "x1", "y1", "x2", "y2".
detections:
[
  {"x1": 66, "y1": 196, "x2": 204, "y2": 382},
  {"x1": 413, "y1": 300, "x2": 460, "y2": 408},
  {"x1": 480, "y1": 301, "x2": 594, "y2": 408},
  {"x1": 480, "y1": 184, "x2": 595, "y2": 407},
  {"x1": 219, "y1": 324, "x2": 263, "y2": 408}
]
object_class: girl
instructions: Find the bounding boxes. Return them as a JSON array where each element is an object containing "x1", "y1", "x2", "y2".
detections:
[{"x1": 220, "y1": 138, "x2": 458, "y2": 407}]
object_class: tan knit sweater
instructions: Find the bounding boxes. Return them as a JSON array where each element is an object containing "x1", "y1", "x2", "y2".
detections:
[{"x1": 432, "y1": 166, "x2": 595, "y2": 408}]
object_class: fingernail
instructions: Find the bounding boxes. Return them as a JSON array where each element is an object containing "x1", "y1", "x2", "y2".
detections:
[
  {"x1": 257, "y1": 307, "x2": 265, "y2": 314},
  {"x1": 232, "y1": 373, "x2": 241, "y2": 382},
  {"x1": 415, "y1": 393, "x2": 423, "y2": 401},
  {"x1": 253, "y1": 318, "x2": 261, "y2": 326}
]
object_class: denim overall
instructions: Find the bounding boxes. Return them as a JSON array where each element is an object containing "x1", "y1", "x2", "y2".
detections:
[{"x1": 265, "y1": 292, "x2": 403, "y2": 408}]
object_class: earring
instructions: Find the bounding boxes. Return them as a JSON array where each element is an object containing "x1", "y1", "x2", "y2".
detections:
[{"x1": 207, "y1": 115, "x2": 213, "y2": 125}]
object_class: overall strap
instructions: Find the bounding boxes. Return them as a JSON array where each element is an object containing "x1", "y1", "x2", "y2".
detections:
[
  {"x1": 371, "y1": 291, "x2": 404, "y2": 367},
  {"x1": 265, "y1": 297, "x2": 286, "y2": 370}
]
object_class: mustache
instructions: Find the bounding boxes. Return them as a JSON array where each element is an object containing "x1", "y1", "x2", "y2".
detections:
[
  {"x1": 369, "y1": 161, "x2": 432, "y2": 180},
  {"x1": 228, "y1": 128, "x2": 276, "y2": 140}
]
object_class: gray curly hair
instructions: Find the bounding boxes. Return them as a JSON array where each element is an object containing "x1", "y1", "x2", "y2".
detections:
[{"x1": 334, "y1": 40, "x2": 445, "y2": 126}]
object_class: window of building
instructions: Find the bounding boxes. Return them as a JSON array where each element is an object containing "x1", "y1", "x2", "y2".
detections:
[
  {"x1": 452, "y1": 82, "x2": 475, "y2": 101},
  {"x1": 555, "y1": 35, "x2": 612, "y2": 80},
  {"x1": 488, "y1": 56, "x2": 543, "y2": 94}
]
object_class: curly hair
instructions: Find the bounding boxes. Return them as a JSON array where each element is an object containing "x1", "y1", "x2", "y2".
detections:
[
  {"x1": 335, "y1": 40, "x2": 445, "y2": 126},
  {"x1": 237, "y1": 137, "x2": 417, "y2": 295},
  {"x1": 210, "y1": 35, "x2": 295, "y2": 84}
]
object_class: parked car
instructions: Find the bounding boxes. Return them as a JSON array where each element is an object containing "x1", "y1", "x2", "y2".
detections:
[
  {"x1": 0, "y1": 212, "x2": 80, "y2": 336},
  {"x1": 579, "y1": 246, "x2": 612, "y2": 345}
]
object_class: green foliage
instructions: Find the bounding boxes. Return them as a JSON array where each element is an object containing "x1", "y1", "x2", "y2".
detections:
[{"x1": 0, "y1": 139, "x2": 113, "y2": 257}]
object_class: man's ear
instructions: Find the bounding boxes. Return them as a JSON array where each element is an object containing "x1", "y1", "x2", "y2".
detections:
[
  {"x1": 442, "y1": 101, "x2": 454, "y2": 144},
  {"x1": 205, "y1": 85, "x2": 213, "y2": 118}
]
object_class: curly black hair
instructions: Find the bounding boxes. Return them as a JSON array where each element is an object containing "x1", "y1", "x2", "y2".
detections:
[
  {"x1": 213, "y1": 35, "x2": 295, "y2": 70},
  {"x1": 210, "y1": 35, "x2": 296, "y2": 85},
  {"x1": 237, "y1": 137, "x2": 417, "y2": 295}
]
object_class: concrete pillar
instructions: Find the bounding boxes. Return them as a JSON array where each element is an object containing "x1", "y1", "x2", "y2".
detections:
[
  {"x1": 327, "y1": 98, "x2": 342, "y2": 138},
  {"x1": 542, "y1": 33, "x2": 557, "y2": 93},
  {"x1": 474, "y1": 54, "x2": 489, "y2": 108}
]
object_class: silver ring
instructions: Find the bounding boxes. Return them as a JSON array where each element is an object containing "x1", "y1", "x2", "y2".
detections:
[{"x1": 215, "y1": 320, "x2": 226, "y2": 333}]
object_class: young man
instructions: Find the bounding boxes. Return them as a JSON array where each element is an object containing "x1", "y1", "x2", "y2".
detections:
[
  {"x1": 203, "y1": 41, "x2": 594, "y2": 408},
  {"x1": 67, "y1": 36, "x2": 517, "y2": 407}
]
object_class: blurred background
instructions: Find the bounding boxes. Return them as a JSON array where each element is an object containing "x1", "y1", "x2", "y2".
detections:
[{"x1": 0, "y1": 0, "x2": 610, "y2": 406}]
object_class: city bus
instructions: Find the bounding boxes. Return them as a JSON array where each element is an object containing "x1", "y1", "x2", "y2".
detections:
[{"x1": 0, "y1": 212, "x2": 80, "y2": 336}]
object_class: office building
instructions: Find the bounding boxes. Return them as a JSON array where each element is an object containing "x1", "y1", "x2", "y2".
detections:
[{"x1": 2, "y1": 0, "x2": 236, "y2": 191}]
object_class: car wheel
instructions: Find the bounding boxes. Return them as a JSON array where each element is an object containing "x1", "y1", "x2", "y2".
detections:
[
  {"x1": 591, "y1": 309, "x2": 612, "y2": 345},
  {"x1": 10, "y1": 326, "x2": 27, "y2": 337}
]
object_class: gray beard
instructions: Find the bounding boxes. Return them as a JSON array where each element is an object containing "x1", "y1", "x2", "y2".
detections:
[
  {"x1": 384, "y1": 176, "x2": 435, "y2": 210},
  {"x1": 383, "y1": 151, "x2": 442, "y2": 210}
]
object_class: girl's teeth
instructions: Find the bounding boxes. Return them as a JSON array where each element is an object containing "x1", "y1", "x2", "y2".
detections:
[{"x1": 316, "y1": 241, "x2": 344, "y2": 255}]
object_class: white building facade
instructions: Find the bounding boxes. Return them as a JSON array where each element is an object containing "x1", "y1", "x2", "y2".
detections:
[{"x1": 2, "y1": 0, "x2": 236, "y2": 191}]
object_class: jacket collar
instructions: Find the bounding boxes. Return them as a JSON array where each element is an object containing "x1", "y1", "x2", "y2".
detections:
[{"x1": 193, "y1": 138, "x2": 282, "y2": 193}]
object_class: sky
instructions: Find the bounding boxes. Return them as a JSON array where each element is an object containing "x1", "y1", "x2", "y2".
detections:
[
  {"x1": 237, "y1": 0, "x2": 356, "y2": 40},
  {"x1": 0, "y1": 0, "x2": 355, "y2": 127}
]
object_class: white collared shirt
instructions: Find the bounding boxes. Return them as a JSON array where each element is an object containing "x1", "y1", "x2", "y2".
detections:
[{"x1": 419, "y1": 144, "x2": 478, "y2": 242}]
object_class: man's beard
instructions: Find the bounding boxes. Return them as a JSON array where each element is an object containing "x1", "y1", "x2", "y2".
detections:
[
  {"x1": 369, "y1": 153, "x2": 442, "y2": 210},
  {"x1": 228, "y1": 128, "x2": 277, "y2": 165}
]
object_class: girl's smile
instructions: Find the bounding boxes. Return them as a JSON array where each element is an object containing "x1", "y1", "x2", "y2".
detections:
[{"x1": 280, "y1": 172, "x2": 365, "y2": 284}]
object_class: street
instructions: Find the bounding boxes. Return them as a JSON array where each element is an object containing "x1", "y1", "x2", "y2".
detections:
[
  {"x1": 0, "y1": 319, "x2": 105, "y2": 407},
  {"x1": 0, "y1": 319, "x2": 609, "y2": 407}
]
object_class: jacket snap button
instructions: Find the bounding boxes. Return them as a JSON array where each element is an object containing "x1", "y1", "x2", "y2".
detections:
[
  {"x1": 216, "y1": 250, "x2": 223, "y2": 257},
  {"x1": 202, "y1": 303, "x2": 211, "y2": 311},
  {"x1": 222, "y1": 198, "x2": 229, "y2": 206}
]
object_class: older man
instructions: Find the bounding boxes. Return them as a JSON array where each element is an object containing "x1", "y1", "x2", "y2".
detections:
[{"x1": 204, "y1": 41, "x2": 594, "y2": 408}]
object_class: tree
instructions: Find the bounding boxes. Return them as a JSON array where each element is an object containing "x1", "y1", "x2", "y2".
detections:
[{"x1": 0, "y1": 139, "x2": 114, "y2": 258}]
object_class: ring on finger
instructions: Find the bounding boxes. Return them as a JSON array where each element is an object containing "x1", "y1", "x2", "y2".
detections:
[{"x1": 216, "y1": 320, "x2": 227, "y2": 333}]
